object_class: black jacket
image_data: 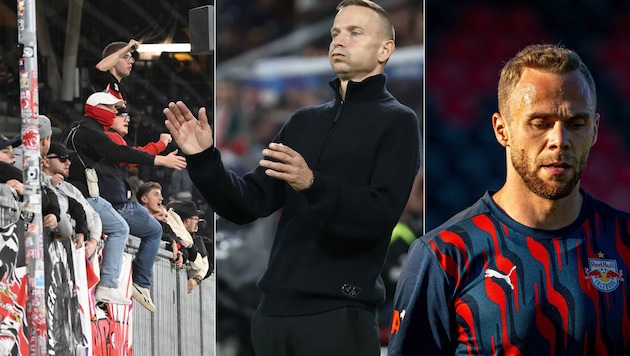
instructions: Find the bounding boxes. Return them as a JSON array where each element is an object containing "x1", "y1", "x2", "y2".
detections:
[
  {"x1": 157, "y1": 220, "x2": 190, "y2": 262},
  {"x1": 66, "y1": 195, "x2": 89, "y2": 237},
  {"x1": 64, "y1": 116, "x2": 154, "y2": 200},
  {"x1": 187, "y1": 74, "x2": 420, "y2": 315}
]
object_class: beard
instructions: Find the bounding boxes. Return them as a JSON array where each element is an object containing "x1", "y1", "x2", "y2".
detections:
[{"x1": 511, "y1": 147, "x2": 588, "y2": 200}]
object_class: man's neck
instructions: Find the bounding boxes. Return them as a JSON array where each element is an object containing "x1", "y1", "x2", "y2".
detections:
[
  {"x1": 492, "y1": 184, "x2": 583, "y2": 230},
  {"x1": 338, "y1": 80, "x2": 348, "y2": 100},
  {"x1": 110, "y1": 69, "x2": 123, "y2": 82}
]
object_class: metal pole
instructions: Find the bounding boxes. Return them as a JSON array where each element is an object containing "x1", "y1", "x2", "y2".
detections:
[
  {"x1": 17, "y1": 0, "x2": 47, "y2": 354},
  {"x1": 60, "y1": 0, "x2": 84, "y2": 101}
]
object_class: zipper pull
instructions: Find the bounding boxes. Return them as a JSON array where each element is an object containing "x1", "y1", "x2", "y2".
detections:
[{"x1": 333, "y1": 101, "x2": 343, "y2": 123}]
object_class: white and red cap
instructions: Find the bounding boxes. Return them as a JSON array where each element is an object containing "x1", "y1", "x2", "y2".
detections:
[{"x1": 86, "y1": 92, "x2": 125, "y2": 109}]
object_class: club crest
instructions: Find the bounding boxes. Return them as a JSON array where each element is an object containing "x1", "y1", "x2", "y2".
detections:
[{"x1": 584, "y1": 257, "x2": 624, "y2": 292}]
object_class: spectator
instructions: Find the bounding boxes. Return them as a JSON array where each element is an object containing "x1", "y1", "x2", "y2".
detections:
[
  {"x1": 151, "y1": 205, "x2": 188, "y2": 268},
  {"x1": 61, "y1": 100, "x2": 132, "y2": 306},
  {"x1": 63, "y1": 91, "x2": 185, "y2": 311},
  {"x1": 42, "y1": 165, "x2": 88, "y2": 243},
  {"x1": 93, "y1": 39, "x2": 141, "y2": 103},
  {"x1": 105, "y1": 104, "x2": 190, "y2": 295},
  {"x1": 106, "y1": 108, "x2": 172, "y2": 202},
  {"x1": 94, "y1": 39, "x2": 163, "y2": 186},
  {"x1": 0, "y1": 134, "x2": 19, "y2": 166},
  {"x1": 39, "y1": 143, "x2": 89, "y2": 246},
  {"x1": 42, "y1": 142, "x2": 102, "y2": 259},
  {"x1": 106, "y1": 108, "x2": 172, "y2": 159},
  {"x1": 13, "y1": 115, "x2": 61, "y2": 170},
  {"x1": 166, "y1": 200, "x2": 210, "y2": 294},
  {"x1": 40, "y1": 116, "x2": 74, "y2": 239},
  {"x1": 37, "y1": 115, "x2": 60, "y2": 158},
  {"x1": 136, "y1": 181, "x2": 186, "y2": 268}
]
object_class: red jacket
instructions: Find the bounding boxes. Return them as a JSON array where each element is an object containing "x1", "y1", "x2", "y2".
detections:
[{"x1": 105, "y1": 130, "x2": 166, "y2": 167}]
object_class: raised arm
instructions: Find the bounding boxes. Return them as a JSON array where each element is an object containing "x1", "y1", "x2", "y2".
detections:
[{"x1": 95, "y1": 39, "x2": 140, "y2": 72}]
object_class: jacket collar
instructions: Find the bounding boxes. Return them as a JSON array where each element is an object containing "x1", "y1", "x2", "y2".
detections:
[{"x1": 329, "y1": 74, "x2": 390, "y2": 107}]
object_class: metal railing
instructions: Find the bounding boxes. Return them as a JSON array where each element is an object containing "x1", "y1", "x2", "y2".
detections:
[{"x1": 126, "y1": 236, "x2": 215, "y2": 356}]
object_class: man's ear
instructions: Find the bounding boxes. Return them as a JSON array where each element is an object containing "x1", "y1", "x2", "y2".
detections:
[
  {"x1": 140, "y1": 195, "x2": 147, "y2": 204},
  {"x1": 378, "y1": 40, "x2": 395, "y2": 64},
  {"x1": 492, "y1": 112, "x2": 510, "y2": 147},
  {"x1": 591, "y1": 113, "x2": 600, "y2": 147}
]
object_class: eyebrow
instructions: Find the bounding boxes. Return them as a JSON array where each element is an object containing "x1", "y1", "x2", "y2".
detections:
[
  {"x1": 527, "y1": 111, "x2": 592, "y2": 119},
  {"x1": 331, "y1": 25, "x2": 363, "y2": 35}
]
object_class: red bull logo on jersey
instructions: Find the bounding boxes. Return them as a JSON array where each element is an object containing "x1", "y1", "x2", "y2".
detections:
[{"x1": 584, "y1": 258, "x2": 624, "y2": 292}]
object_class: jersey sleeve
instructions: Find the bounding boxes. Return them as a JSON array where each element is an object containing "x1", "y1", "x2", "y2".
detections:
[{"x1": 388, "y1": 238, "x2": 455, "y2": 355}]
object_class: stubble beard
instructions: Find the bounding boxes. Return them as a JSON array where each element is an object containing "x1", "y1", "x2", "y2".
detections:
[
  {"x1": 511, "y1": 147, "x2": 588, "y2": 200},
  {"x1": 56, "y1": 168, "x2": 69, "y2": 179}
]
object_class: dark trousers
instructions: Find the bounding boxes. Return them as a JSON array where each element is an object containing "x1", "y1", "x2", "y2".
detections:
[{"x1": 251, "y1": 306, "x2": 380, "y2": 356}]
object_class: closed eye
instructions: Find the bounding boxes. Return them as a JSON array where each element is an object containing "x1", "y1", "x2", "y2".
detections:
[
  {"x1": 567, "y1": 116, "x2": 589, "y2": 129},
  {"x1": 530, "y1": 119, "x2": 553, "y2": 129}
]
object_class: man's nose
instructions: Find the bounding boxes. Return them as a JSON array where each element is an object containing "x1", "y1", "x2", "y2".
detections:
[{"x1": 547, "y1": 122, "x2": 570, "y2": 150}]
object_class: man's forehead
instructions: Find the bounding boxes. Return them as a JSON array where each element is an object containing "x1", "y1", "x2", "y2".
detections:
[
  {"x1": 513, "y1": 70, "x2": 594, "y2": 104},
  {"x1": 333, "y1": 5, "x2": 376, "y2": 25}
]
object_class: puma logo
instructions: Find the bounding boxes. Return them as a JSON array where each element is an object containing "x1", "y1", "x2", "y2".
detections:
[{"x1": 484, "y1": 266, "x2": 516, "y2": 290}]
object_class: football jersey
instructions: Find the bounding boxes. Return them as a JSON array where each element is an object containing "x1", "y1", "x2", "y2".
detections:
[{"x1": 389, "y1": 190, "x2": 630, "y2": 355}]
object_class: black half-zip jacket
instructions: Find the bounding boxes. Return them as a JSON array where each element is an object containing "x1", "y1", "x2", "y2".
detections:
[{"x1": 187, "y1": 74, "x2": 420, "y2": 315}]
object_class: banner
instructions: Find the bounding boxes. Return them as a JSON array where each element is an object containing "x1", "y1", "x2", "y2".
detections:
[{"x1": 91, "y1": 252, "x2": 133, "y2": 356}]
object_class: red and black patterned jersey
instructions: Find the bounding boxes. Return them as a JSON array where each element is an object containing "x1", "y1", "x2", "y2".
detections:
[
  {"x1": 89, "y1": 68, "x2": 127, "y2": 105},
  {"x1": 389, "y1": 190, "x2": 630, "y2": 355},
  {"x1": 105, "y1": 77, "x2": 125, "y2": 104}
]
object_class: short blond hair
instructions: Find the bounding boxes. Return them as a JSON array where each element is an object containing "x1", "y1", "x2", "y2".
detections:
[
  {"x1": 137, "y1": 181, "x2": 162, "y2": 201},
  {"x1": 498, "y1": 44, "x2": 596, "y2": 118}
]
